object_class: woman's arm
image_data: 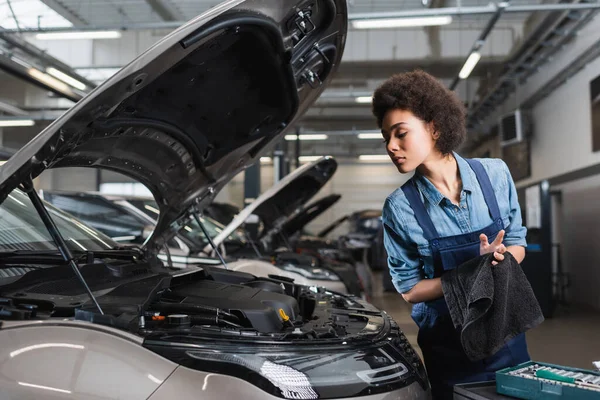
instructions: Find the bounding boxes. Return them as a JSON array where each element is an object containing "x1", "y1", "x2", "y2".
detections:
[
  {"x1": 401, "y1": 277, "x2": 443, "y2": 304},
  {"x1": 506, "y1": 245, "x2": 525, "y2": 264},
  {"x1": 382, "y1": 198, "x2": 427, "y2": 299}
]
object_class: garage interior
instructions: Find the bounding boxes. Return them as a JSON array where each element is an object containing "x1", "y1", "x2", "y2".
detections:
[{"x1": 1, "y1": 0, "x2": 600, "y2": 398}]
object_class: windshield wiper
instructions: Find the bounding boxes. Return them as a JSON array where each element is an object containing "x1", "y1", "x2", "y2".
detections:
[
  {"x1": 0, "y1": 248, "x2": 142, "y2": 266},
  {"x1": 21, "y1": 180, "x2": 104, "y2": 315},
  {"x1": 0, "y1": 250, "x2": 66, "y2": 265}
]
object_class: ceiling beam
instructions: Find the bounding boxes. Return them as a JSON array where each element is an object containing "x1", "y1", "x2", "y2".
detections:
[
  {"x1": 39, "y1": 0, "x2": 88, "y2": 27},
  {"x1": 3, "y1": 3, "x2": 600, "y2": 33},
  {"x1": 0, "y1": 100, "x2": 29, "y2": 116},
  {"x1": 145, "y1": 0, "x2": 186, "y2": 22}
]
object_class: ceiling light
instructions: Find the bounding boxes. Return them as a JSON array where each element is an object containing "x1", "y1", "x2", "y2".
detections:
[
  {"x1": 352, "y1": 16, "x2": 452, "y2": 29},
  {"x1": 298, "y1": 156, "x2": 323, "y2": 162},
  {"x1": 459, "y1": 51, "x2": 481, "y2": 79},
  {"x1": 28, "y1": 68, "x2": 71, "y2": 93},
  {"x1": 358, "y1": 133, "x2": 383, "y2": 139},
  {"x1": 0, "y1": 119, "x2": 35, "y2": 127},
  {"x1": 35, "y1": 30, "x2": 122, "y2": 40},
  {"x1": 355, "y1": 96, "x2": 372, "y2": 104},
  {"x1": 358, "y1": 155, "x2": 390, "y2": 161},
  {"x1": 285, "y1": 134, "x2": 328, "y2": 141},
  {"x1": 46, "y1": 67, "x2": 86, "y2": 90},
  {"x1": 260, "y1": 157, "x2": 272, "y2": 163}
]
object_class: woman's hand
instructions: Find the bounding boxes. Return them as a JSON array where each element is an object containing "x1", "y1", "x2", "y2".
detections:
[{"x1": 480, "y1": 229, "x2": 506, "y2": 266}]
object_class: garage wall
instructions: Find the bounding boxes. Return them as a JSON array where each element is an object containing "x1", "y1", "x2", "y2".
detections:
[
  {"x1": 517, "y1": 55, "x2": 600, "y2": 189},
  {"x1": 510, "y1": 52, "x2": 600, "y2": 310}
]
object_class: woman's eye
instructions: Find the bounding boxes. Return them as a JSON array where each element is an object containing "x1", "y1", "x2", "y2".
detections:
[{"x1": 396, "y1": 132, "x2": 407, "y2": 138}]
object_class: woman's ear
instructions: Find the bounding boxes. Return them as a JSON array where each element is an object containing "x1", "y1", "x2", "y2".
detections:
[{"x1": 428, "y1": 122, "x2": 440, "y2": 140}]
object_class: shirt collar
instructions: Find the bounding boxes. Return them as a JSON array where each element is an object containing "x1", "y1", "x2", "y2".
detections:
[{"x1": 413, "y1": 152, "x2": 476, "y2": 205}]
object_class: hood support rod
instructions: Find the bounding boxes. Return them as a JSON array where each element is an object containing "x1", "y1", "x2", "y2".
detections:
[
  {"x1": 21, "y1": 180, "x2": 104, "y2": 315},
  {"x1": 192, "y1": 212, "x2": 228, "y2": 270}
]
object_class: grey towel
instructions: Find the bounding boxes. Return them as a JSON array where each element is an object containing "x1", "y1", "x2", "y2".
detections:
[{"x1": 441, "y1": 252, "x2": 544, "y2": 361}]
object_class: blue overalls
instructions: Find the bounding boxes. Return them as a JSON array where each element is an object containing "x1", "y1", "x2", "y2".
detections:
[{"x1": 401, "y1": 158, "x2": 530, "y2": 399}]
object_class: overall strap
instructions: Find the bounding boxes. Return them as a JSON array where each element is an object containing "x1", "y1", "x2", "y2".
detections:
[
  {"x1": 464, "y1": 158, "x2": 502, "y2": 223},
  {"x1": 401, "y1": 179, "x2": 439, "y2": 241}
]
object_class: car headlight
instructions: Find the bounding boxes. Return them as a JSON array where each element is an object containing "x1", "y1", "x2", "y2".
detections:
[
  {"x1": 280, "y1": 264, "x2": 341, "y2": 281},
  {"x1": 183, "y1": 342, "x2": 421, "y2": 399}
]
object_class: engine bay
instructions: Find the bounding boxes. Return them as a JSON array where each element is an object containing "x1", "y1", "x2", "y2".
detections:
[{"x1": 0, "y1": 258, "x2": 384, "y2": 341}]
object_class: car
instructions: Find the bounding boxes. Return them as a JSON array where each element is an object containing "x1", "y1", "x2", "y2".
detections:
[
  {"x1": 0, "y1": 0, "x2": 430, "y2": 398},
  {"x1": 42, "y1": 189, "x2": 350, "y2": 293},
  {"x1": 204, "y1": 201, "x2": 241, "y2": 225},
  {"x1": 208, "y1": 156, "x2": 369, "y2": 297}
]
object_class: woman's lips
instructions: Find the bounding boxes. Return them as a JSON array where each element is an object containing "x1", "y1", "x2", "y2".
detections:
[{"x1": 393, "y1": 156, "x2": 406, "y2": 165}]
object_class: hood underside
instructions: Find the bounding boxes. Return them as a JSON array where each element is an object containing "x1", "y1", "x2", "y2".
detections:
[
  {"x1": 281, "y1": 193, "x2": 341, "y2": 238},
  {"x1": 208, "y1": 156, "x2": 337, "y2": 252},
  {"x1": 0, "y1": 0, "x2": 347, "y2": 253}
]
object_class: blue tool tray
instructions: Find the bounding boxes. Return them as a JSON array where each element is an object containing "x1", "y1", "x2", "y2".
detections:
[{"x1": 496, "y1": 361, "x2": 600, "y2": 399}]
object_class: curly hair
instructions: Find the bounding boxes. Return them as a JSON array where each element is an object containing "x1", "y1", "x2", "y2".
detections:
[{"x1": 372, "y1": 70, "x2": 466, "y2": 155}]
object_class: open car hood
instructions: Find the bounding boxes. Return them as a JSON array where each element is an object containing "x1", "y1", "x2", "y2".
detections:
[
  {"x1": 0, "y1": 0, "x2": 347, "y2": 253},
  {"x1": 281, "y1": 193, "x2": 341, "y2": 238},
  {"x1": 318, "y1": 209, "x2": 382, "y2": 238},
  {"x1": 207, "y1": 156, "x2": 336, "y2": 252}
]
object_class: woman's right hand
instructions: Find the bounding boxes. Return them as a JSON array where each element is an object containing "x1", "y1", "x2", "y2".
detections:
[{"x1": 480, "y1": 230, "x2": 506, "y2": 266}]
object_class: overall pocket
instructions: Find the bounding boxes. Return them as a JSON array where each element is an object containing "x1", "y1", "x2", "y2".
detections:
[{"x1": 438, "y1": 241, "x2": 481, "y2": 271}]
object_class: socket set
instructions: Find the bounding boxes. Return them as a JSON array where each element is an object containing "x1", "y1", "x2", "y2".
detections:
[{"x1": 496, "y1": 361, "x2": 600, "y2": 399}]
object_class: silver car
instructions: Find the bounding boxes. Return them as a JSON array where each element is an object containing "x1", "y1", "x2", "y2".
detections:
[{"x1": 0, "y1": 0, "x2": 430, "y2": 398}]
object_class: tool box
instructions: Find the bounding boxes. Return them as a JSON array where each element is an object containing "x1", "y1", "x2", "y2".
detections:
[{"x1": 496, "y1": 361, "x2": 600, "y2": 399}]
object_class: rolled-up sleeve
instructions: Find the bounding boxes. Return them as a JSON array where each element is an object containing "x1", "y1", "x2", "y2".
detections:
[
  {"x1": 382, "y1": 198, "x2": 424, "y2": 294},
  {"x1": 501, "y1": 161, "x2": 528, "y2": 247}
]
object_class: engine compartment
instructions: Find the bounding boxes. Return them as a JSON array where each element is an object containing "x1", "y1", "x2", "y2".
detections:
[{"x1": 0, "y1": 260, "x2": 381, "y2": 340}]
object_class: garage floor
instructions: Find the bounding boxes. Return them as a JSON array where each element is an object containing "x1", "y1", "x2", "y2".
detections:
[{"x1": 370, "y1": 273, "x2": 600, "y2": 370}]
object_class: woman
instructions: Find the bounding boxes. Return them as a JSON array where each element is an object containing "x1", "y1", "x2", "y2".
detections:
[{"x1": 373, "y1": 70, "x2": 530, "y2": 399}]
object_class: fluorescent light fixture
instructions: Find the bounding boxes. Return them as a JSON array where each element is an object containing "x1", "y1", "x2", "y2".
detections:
[
  {"x1": 298, "y1": 156, "x2": 323, "y2": 162},
  {"x1": 260, "y1": 157, "x2": 272, "y2": 163},
  {"x1": 35, "y1": 30, "x2": 122, "y2": 40},
  {"x1": 0, "y1": 119, "x2": 35, "y2": 127},
  {"x1": 111, "y1": 235, "x2": 136, "y2": 242},
  {"x1": 352, "y1": 16, "x2": 452, "y2": 29},
  {"x1": 358, "y1": 155, "x2": 390, "y2": 161},
  {"x1": 285, "y1": 134, "x2": 328, "y2": 141},
  {"x1": 358, "y1": 133, "x2": 383, "y2": 139},
  {"x1": 458, "y1": 51, "x2": 481, "y2": 79},
  {"x1": 144, "y1": 204, "x2": 160, "y2": 215},
  {"x1": 46, "y1": 67, "x2": 86, "y2": 90},
  {"x1": 355, "y1": 96, "x2": 372, "y2": 104},
  {"x1": 28, "y1": 68, "x2": 71, "y2": 93}
]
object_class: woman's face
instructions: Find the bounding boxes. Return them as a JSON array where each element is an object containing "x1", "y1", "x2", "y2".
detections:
[{"x1": 381, "y1": 108, "x2": 439, "y2": 173}]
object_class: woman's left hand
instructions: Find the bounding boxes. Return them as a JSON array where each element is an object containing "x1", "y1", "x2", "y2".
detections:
[{"x1": 480, "y1": 230, "x2": 506, "y2": 266}]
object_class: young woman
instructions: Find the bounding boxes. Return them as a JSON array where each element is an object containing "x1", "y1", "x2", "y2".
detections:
[{"x1": 373, "y1": 70, "x2": 530, "y2": 399}]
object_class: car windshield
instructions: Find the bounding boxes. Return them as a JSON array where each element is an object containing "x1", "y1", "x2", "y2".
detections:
[
  {"x1": 42, "y1": 192, "x2": 147, "y2": 242},
  {"x1": 0, "y1": 189, "x2": 117, "y2": 252}
]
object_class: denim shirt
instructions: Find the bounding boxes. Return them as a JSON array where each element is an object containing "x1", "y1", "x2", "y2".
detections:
[{"x1": 382, "y1": 153, "x2": 527, "y2": 294}]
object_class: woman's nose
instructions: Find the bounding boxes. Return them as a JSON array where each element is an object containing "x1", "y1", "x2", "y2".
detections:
[{"x1": 387, "y1": 139, "x2": 399, "y2": 152}]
